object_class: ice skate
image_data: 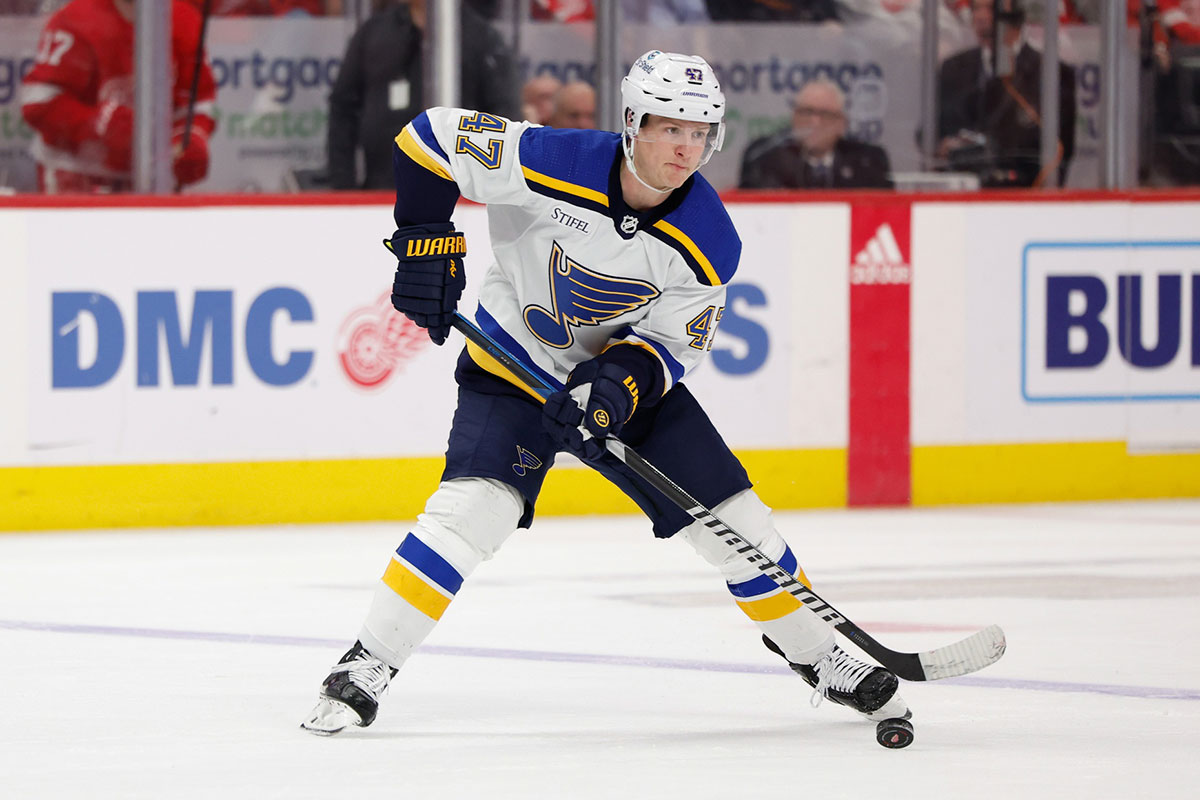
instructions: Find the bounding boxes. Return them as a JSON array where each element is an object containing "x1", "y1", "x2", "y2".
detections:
[
  {"x1": 301, "y1": 641, "x2": 397, "y2": 736},
  {"x1": 764, "y1": 636, "x2": 910, "y2": 722}
]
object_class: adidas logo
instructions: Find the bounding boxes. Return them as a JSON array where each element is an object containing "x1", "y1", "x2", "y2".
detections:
[{"x1": 851, "y1": 223, "x2": 911, "y2": 285}]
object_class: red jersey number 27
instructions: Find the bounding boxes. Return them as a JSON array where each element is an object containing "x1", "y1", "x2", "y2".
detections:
[{"x1": 36, "y1": 29, "x2": 75, "y2": 66}]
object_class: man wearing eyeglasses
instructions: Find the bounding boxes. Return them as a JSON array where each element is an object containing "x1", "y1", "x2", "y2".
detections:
[{"x1": 738, "y1": 78, "x2": 893, "y2": 190}]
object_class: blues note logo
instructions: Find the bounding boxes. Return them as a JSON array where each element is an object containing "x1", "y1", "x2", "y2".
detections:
[
  {"x1": 524, "y1": 241, "x2": 660, "y2": 349},
  {"x1": 512, "y1": 446, "x2": 543, "y2": 477}
]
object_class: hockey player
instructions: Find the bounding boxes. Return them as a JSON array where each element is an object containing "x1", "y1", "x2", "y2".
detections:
[
  {"x1": 302, "y1": 50, "x2": 909, "y2": 736},
  {"x1": 21, "y1": 0, "x2": 215, "y2": 193}
]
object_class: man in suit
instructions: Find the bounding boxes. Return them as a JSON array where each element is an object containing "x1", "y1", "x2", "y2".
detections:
[
  {"x1": 327, "y1": 0, "x2": 518, "y2": 190},
  {"x1": 936, "y1": 0, "x2": 1077, "y2": 187},
  {"x1": 739, "y1": 78, "x2": 893, "y2": 190}
]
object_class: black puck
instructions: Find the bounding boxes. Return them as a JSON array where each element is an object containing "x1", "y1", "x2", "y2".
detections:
[{"x1": 875, "y1": 717, "x2": 914, "y2": 749}]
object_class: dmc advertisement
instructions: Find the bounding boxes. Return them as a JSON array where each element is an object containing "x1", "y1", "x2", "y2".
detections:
[
  {"x1": 19, "y1": 203, "x2": 467, "y2": 465},
  {"x1": 4, "y1": 201, "x2": 795, "y2": 468}
]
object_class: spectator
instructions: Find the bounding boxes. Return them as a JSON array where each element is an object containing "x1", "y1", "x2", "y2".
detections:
[
  {"x1": 619, "y1": 0, "x2": 710, "y2": 22},
  {"x1": 1069, "y1": 1, "x2": 1200, "y2": 42},
  {"x1": 20, "y1": 0, "x2": 215, "y2": 193},
  {"x1": 546, "y1": 81, "x2": 596, "y2": 129},
  {"x1": 705, "y1": 0, "x2": 839, "y2": 21},
  {"x1": 0, "y1": 1, "x2": 50, "y2": 12},
  {"x1": 182, "y1": 0, "x2": 330, "y2": 14},
  {"x1": 327, "y1": 0, "x2": 518, "y2": 190},
  {"x1": 465, "y1": 0, "x2": 499, "y2": 17},
  {"x1": 530, "y1": 0, "x2": 593, "y2": 21},
  {"x1": 1139, "y1": 0, "x2": 1200, "y2": 43},
  {"x1": 739, "y1": 79, "x2": 892, "y2": 189},
  {"x1": 947, "y1": 0, "x2": 1085, "y2": 25},
  {"x1": 521, "y1": 74, "x2": 562, "y2": 124},
  {"x1": 526, "y1": 0, "x2": 712, "y2": 22},
  {"x1": 1144, "y1": 0, "x2": 1200, "y2": 184},
  {"x1": 935, "y1": 0, "x2": 1076, "y2": 187}
]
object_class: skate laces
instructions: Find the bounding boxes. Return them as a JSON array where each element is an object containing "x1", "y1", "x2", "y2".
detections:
[
  {"x1": 331, "y1": 650, "x2": 392, "y2": 698},
  {"x1": 809, "y1": 647, "x2": 876, "y2": 708}
]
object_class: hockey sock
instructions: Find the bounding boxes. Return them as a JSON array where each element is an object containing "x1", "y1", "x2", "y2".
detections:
[
  {"x1": 680, "y1": 489, "x2": 835, "y2": 665},
  {"x1": 359, "y1": 478, "x2": 522, "y2": 667}
]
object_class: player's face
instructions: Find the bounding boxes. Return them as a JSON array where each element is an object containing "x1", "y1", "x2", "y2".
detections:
[{"x1": 632, "y1": 115, "x2": 711, "y2": 189}]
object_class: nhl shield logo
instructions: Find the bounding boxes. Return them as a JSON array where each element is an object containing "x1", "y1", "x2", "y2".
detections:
[{"x1": 620, "y1": 215, "x2": 639, "y2": 234}]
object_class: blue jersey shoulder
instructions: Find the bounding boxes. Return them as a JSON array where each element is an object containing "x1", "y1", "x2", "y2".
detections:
[
  {"x1": 519, "y1": 127, "x2": 620, "y2": 199},
  {"x1": 656, "y1": 174, "x2": 741, "y2": 286}
]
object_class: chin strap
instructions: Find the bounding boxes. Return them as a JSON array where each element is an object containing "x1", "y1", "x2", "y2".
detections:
[{"x1": 623, "y1": 137, "x2": 673, "y2": 195}]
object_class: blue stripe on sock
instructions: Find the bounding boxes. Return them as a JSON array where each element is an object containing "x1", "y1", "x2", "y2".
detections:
[
  {"x1": 727, "y1": 546, "x2": 798, "y2": 599},
  {"x1": 395, "y1": 533, "x2": 464, "y2": 595}
]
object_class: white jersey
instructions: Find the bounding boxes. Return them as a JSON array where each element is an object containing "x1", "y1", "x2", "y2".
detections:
[{"x1": 395, "y1": 107, "x2": 741, "y2": 399}]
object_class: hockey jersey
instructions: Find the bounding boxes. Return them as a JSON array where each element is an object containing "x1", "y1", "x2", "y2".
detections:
[
  {"x1": 395, "y1": 107, "x2": 742, "y2": 401},
  {"x1": 21, "y1": 0, "x2": 216, "y2": 192},
  {"x1": 1131, "y1": 0, "x2": 1200, "y2": 45}
]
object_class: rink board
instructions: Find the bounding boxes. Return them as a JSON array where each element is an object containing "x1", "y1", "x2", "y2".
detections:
[{"x1": 0, "y1": 192, "x2": 1197, "y2": 529}]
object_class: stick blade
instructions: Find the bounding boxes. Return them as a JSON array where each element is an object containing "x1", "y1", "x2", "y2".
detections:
[{"x1": 917, "y1": 624, "x2": 1007, "y2": 680}]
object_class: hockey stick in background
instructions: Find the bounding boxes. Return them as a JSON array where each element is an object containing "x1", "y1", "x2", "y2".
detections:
[
  {"x1": 450, "y1": 311, "x2": 1006, "y2": 682},
  {"x1": 175, "y1": 0, "x2": 213, "y2": 193}
]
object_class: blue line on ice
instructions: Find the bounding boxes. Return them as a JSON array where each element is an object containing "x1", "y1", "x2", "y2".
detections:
[{"x1": 4, "y1": 618, "x2": 1197, "y2": 702}]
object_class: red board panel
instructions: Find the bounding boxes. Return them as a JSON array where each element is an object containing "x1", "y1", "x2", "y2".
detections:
[{"x1": 848, "y1": 200, "x2": 912, "y2": 506}]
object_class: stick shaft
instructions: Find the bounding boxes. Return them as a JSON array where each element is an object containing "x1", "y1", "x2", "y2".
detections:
[
  {"x1": 180, "y1": 0, "x2": 213, "y2": 153},
  {"x1": 449, "y1": 312, "x2": 1005, "y2": 681}
]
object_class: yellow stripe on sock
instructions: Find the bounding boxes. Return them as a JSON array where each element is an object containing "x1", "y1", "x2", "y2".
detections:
[
  {"x1": 736, "y1": 590, "x2": 802, "y2": 622},
  {"x1": 381, "y1": 559, "x2": 453, "y2": 620},
  {"x1": 794, "y1": 565, "x2": 812, "y2": 589}
]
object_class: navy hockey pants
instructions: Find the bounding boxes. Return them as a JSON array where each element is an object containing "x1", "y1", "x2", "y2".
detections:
[{"x1": 441, "y1": 355, "x2": 752, "y2": 538}]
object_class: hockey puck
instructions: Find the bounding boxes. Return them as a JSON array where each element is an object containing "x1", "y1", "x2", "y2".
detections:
[{"x1": 875, "y1": 718, "x2": 914, "y2": 749}]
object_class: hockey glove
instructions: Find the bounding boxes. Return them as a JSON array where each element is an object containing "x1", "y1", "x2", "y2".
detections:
[
  {"x1": 384, "y1": 223, "x2": 467, "y2": 345},
  {"x1": 542, "y1": 359, "x2": 640, "y2": 462},
  {"x1": 97, "y1": 103, "x2": 134, "y2": 173},
  {"x1": 172, "y1": 130, "x2": 210, "y2": 187}
]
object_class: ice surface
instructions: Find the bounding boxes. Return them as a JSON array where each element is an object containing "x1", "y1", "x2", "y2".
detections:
[{"x1": 1, "y1": 500, "x2": 1197, "y2": 799}]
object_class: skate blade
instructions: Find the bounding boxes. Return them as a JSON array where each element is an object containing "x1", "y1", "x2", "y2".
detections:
[
  {"x1": 860, "y1": 696, "x2": 911, "y2": 722},
  {"x1": 300, "y1": 697, "x2": 362, "y2": 736}
]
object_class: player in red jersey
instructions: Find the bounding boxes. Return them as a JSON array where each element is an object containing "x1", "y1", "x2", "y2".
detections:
[
  {"x1": 181, "y1": 0, "x2": 326, "y2": 15},
  {"x1": 1134, "y1": 0, "x2": 1200, "y2": 44},
  {"x1": 20, "y1": 0, "x2": 216, "y2": 193}
]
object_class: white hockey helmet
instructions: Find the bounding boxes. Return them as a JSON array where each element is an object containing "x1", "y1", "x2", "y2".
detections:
[{"x1": 621, "y1": 50, "x2": 726, "y2": 167}]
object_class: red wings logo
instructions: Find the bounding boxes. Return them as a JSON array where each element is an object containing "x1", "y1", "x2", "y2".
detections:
[{"x1": 337, "y1": 292, "x2": 428, "y2": 388}]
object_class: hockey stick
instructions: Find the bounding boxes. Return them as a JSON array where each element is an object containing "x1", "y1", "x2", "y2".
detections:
[
  {"x1": 175, "y1": 0, "x2": 213, "y2": 193},
  {"x1": 450, "y1": 312, "x2": 1006, "y2": 681}
]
